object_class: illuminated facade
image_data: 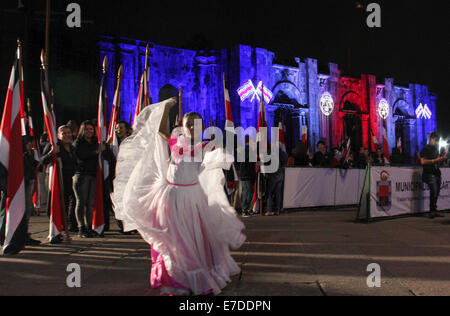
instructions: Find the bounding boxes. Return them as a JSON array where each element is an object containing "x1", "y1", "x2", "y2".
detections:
[{"x1": 99, "y1": 37, "x2": 437, "y2": 163}]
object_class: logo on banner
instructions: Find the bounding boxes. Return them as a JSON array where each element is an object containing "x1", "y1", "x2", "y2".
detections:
[{"x1": 377, "y1": 170, "x2": 391, "y2": 212}]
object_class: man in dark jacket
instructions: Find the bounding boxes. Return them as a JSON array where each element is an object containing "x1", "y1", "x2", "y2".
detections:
[
  {"x1": 238, "y1": 136, "x2": 258, "y2": 217},
  {"x1": 41, "y1": 125, "x2": 78, "y2": 232},
  {"x1": 313, "y1": 141, "x2": 331, "y2": 167},
  {"x1": 23, "y1": 137, "x2": 41, "y2": 246},
  {"x1": 421, "y1": 132, "x2": 446, "y2": 219}
]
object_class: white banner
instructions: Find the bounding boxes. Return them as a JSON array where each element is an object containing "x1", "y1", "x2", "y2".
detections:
[
  {"x1": 283, "y1": 168, "x2": 365, "y2": 209},
  {"x1": 369, "y1": 167, "x2": 450, "y2": 218}
]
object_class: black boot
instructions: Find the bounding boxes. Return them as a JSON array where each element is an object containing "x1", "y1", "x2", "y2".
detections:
[{"x1": 50, "y1": 234, "x2": 62, "y2": 244}]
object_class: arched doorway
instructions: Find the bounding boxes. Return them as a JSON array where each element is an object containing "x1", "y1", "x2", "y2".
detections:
[
  {"x1": 343, "y1": 112, "x2": 363, "y2": 152},
  {"x1": 393, "y1": 99, "x2": 415, "y2": 163},
  {"x1": 271, "y1": 81, "x2": 306, "y2": 153},
  {"x1": 339, "y1": 90, "x2": 365, "y2": 151}
]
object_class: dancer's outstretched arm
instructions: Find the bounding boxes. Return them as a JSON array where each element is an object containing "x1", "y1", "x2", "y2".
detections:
[{"x1": 158, "y1": 97, "x2": 177, "y2": 143}]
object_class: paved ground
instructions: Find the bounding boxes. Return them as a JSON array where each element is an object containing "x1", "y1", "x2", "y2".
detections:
[{"x1": 0, "y1": 209, "x2": 449, "y2": 296}]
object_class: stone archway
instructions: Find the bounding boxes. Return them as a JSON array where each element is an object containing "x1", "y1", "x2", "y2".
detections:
[
  {"x1": 393, "y1": 98, "x2": 415, "y2": 163},
  {"x1": 271, "y1": 81, "x2": 307, "y2": 152}
]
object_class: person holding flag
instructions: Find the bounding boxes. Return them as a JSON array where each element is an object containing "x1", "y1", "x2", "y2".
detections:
[
  {"x1": 40, "y1": 50, "x2": 70, "y2": 244},
  {"x1": 250, "y1": 84, "x2": 269, "y2": 216},
  {"x1": 91, "y1": 56, "x2": 110, "y2": 236},
  {"x1": 41, "y1": 125, "x2": 78, "y2": 232}
]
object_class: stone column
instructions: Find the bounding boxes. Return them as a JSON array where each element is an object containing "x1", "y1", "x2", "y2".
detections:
[
  {"x1": 385, "y1": 78, "x2": 395, "y2": 152},
  {"x1": 306, "y1": 58, "x2": 319, "y2": 152}
]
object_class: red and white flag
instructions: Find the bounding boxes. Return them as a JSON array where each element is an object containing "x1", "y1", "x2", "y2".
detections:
[
  {"x1": 223, "y1": 73, "x2": 234, "y2": 132},
  {"x1": 237, "y1": 80, "x2": 256, "y2": 102},
  {"x1": 340, "y1": 138, "x2": 351, "y2": 163},
  {"x1": 423, "y1": 104, "x2": 432, "y2": 119},
  {"x1": 252, "y1": 92, "x2": 267, "y2": 213},
  {"x1": 382, "y1": 120, "x2": 390, "y2": 163},
  {"x1": 256, "y1": 87, "x2": 267, "y2": 144},
  {"x1": 92, "y1": 62, "x2": 108, "y2": 235},
  {"x1": 0, "y1": 44, "x2": 26, "y2": 251},
  {"x1": 301, "y1": 117, "x2": 308, "y2": 145},
  {"x1": 132, "y1": 46, "x2": 150, "y2": 129},
  {"x1": 371, "y1": 128, "x2": 379, "y2": 149},
  {"x1": 255, "y1": 81, "x2": 273, "y2": 104},
  {"x1": 278, "y1": 121, "x2": 286, "y2": 154},
  {"x1": 40, "y1": 62, "x2": 64, "y2": 241},
  {"x1": 397, "y1": 138, "x2": 402, "y2": 153},
  {"x1": 223, "y1": 74, "x2": 238, "y2": 195},
  {"x1": 108, "y1": 66, "x2": 123, "y2": 158}
]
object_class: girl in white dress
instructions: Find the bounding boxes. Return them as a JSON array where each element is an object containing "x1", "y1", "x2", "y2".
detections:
[{"x1": 112, "y1": 98, "x2": 246, "y2": 295}]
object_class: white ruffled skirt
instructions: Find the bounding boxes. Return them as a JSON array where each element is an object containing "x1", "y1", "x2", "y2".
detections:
[{"x1": 112, "y1": 99, "x2": 246, "y2": 295}]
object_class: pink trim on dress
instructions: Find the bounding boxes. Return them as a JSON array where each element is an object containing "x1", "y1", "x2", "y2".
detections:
[
  {"x1": 166, "y1": 180, "x2": 198, "y2": 187},
  {"x1": 150, "y1": 246, "x2": 189, "y2": 293}
]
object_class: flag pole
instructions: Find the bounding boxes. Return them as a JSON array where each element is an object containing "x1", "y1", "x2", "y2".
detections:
[
  {"x1": 17, "y1": 39, "x2": 26, "y2": 137},
  {"x1": 259, "y1": 84, "x2": 264, "y2": 217},
  {"x1": 45, "y1": 0, "x2": 50, "y2": 68},
  {"x1": 178, "y1": 87, "x2": 183, "y2": 126},
  {"x1": 40, "y1": 49, "x2": 70, "y2": 242}
]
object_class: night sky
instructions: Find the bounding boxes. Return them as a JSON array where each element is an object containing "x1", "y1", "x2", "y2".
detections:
[{"x1": 1, "y1": 0, "x2": 449, "y2": 136}]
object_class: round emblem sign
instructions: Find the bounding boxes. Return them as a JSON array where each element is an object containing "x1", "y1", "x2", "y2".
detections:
[
  {"x1": 378, "y1": 99, "x2": 390, "y2": 120},
  {"x1": 320, "y1": 92, "x2": 334, "y2": 116}
]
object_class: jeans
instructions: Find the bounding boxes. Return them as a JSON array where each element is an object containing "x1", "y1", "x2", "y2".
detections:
[
  {"x1": 61, "y1": 174, "x2": 77, "y2": 229},
  {"x1": 265, "y1": 173, "x2": 284, "y2": 213},
  {"x1": 25, "y1": 179, "x2": 35, "y2": 223},
  {"x1": 73, "y1": 174, "x2": 96, "y2": 230},
  {"x1": 241, "y1": 180, "x2": 255, "y2": 212},
  {"x1": 423, "y1": 173, "x2": 441, "y2": 213}
]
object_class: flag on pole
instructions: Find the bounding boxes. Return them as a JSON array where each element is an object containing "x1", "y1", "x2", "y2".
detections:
[
  {"x1": 40, "y1": 51, "x2": 64, "y2": 241},
  {"x1": 415, "y1": 104, "x2": 424, "y2": 119},
  {"x1": 252, "y1": 87, "x2": 267, "y2": 213},
  {"x1": 382, "y1": 120, "x2": 390, "y2": 163},
  {"x1": 132, "y1": 73, "x2": 145, "y2": 129},
  {"x1": 278, "y1": 121, "x2": 286, "y2": 155},
  {"x1": 92, "y1": 57, "x2": 108, "y2": 235},
  {"x1": 370, "y1": 127, "x2": 379, "y2": 150},
  {"x1": 223, "y1": 73, "x2": 238, "y2": 195},
  {"x1": 256, "y1": 82, "x2": 274, "y2": 104},
  {"x1": 340, "y1": 138, "x2": 351, "y2": 163},
  {"x1": 0, "y1": 42, "x2": 26, "y2": 252},
  {"x1": 178, "y1": 88, "x2": 183, "y2": 126},
  {"x1": 132, "y1": 45, "x2": 150, "y2": 129},
  {"x1": 301, "y1": 116, "x2": 308, "y2": 145},
  {"x1": 423, "y1": 104, "x2": 432, "y2": 119},
  {"x1": 108, "y1": 65, "x2": 123, "y2": 158},
  {"x1": 397, "y1": 137, "x2": 402, "y2": 153},
  {"x1": 223, "y1": 73, "x2": 234, "y2": 133},
  {"x1": 237, "y1": 80, "x2": 256, "y2": 102}
]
